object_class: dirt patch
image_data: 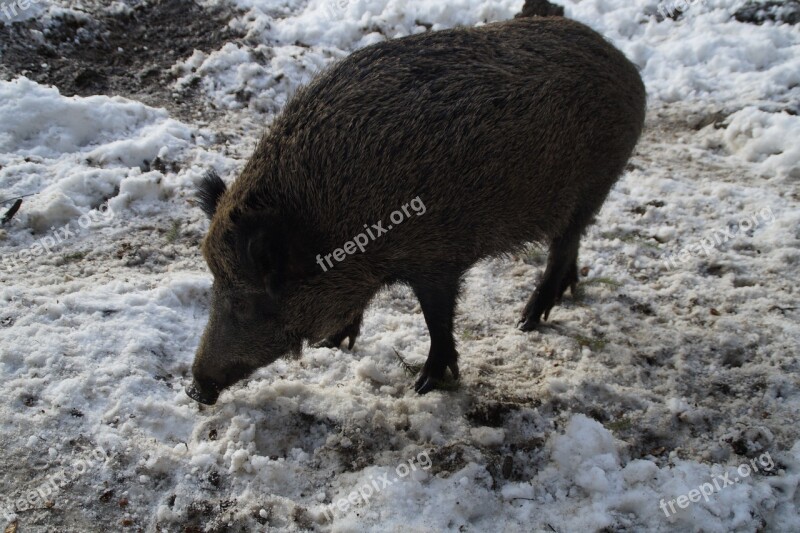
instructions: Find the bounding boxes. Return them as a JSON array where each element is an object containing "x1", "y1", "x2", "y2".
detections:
[
  {"x1": 466, "y1": 400, "x2": 523, "y2": 428},
  {"x1": 0, "y1": 0, "x2": 242, "y2": 119},
  {"x1": 734, "y1": 1, "x2": 800, "y2": 25}
]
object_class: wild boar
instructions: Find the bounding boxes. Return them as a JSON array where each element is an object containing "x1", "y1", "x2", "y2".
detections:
[{"x1": 185, "y1": 14, "x2": 646, "y2": 405}]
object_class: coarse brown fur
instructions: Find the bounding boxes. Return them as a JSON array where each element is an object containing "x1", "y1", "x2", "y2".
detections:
[{"x1": 186, "y1": 15, "x2": 646, "y2": 405}]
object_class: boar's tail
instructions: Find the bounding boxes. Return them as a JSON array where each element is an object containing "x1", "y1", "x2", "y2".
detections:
[{"x1": 515, "y1": 0, "x2": 565, "y2": 18}]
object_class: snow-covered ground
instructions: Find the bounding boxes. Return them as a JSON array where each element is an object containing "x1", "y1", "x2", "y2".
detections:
[{"x1": 1, "y1": 0, "x2": 799, "y2": 531}]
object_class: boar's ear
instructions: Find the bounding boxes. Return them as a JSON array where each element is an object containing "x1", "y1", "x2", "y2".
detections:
[
  {"x1": 235, "y1": 211, "x2": 316, "y2": 297},
  {"x1": 197, "y1": 170, "x2": 227, "y2": 219}
]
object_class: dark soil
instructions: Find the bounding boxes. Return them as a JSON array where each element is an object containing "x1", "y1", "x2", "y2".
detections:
[
  {"x1": 734, "y1": 1, "x2": 800, "y2": 25},
  {"x1": 0, "y1": 0, "x2": 243, "y2": 120}
]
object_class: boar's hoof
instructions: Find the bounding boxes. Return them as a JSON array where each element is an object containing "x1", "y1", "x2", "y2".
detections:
[
  {"x1": 517, "y1": 313, "x2": 545, "y2": 332},
  {"x1": 518, "y1": 286, "x2": 560, "y2": 331},
  {"x1": 414, "y1": 360, "x2": 459, "y2": 395},
  {"x1": 186, "y1": 380, "x2": 220, "y2": 405},
  {"x1": 314, "y1": 338, "x2": 337, "y2": 349},
  {"x1": 519, "y1": 261, "x2": 580, "y2": 331},
  {"x1": 314, "y1": 320, "x2": 361, "y2": 350},
  {"x1": 314, "y1": 336, "x2": 356, "y2": 350}
]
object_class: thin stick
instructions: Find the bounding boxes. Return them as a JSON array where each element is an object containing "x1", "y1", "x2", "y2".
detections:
[{"x1": 0, "y1": 193, "x2": 37, "y2": 204}]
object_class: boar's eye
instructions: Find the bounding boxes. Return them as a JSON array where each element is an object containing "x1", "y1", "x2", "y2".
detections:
[{"x1": 226, "y1": 290, "x2": 279, "y2": 321}]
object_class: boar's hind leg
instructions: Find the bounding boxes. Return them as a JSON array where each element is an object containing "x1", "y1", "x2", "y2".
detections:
[
  {"x1": 518, "y1": 225, "x2": 582, "y2": 332},
  {"x1": 411, "y1": 276, "x2": 461, "y2": 394},
  {"x1": 316, "y1": 312, "x2": 363, "y2": 350}
]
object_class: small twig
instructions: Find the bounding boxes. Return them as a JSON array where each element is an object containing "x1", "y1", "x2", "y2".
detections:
[
  {"x1": 0, "y1": 192, "x2": 36, "y2": 204},
  {"x1": 392, "y1": 348, "x2": 422, "y2": 376}
]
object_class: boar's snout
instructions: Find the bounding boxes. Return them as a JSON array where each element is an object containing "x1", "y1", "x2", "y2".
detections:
[
  {"x1": 186, "y1": 378, "x2": 221, "y2": 405},
  {"x1": 186, "y1": 286, "x2": 302, "y2": 405}
]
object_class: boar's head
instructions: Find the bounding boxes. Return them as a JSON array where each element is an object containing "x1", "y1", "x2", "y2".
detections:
[{"x1": 186, "y1": 171, "x2": 310, "y2": 405}]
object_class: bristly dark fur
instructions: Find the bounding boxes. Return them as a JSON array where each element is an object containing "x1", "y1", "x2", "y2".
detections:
[
  {"x1": 186, "y1": 16, "x2": 647, "y2": 404},
  {"x1": 197, "y1": 170, "x2": 227, "y2": 219}
]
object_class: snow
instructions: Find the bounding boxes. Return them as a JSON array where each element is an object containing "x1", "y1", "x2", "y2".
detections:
[
  {"x1": 0, "y1": 77, "x2": 204, "y2": 232},
  {"x1": 723, "y1": 106, "x2": 800, "y2": 179},
  {"x1": 567, "y1": 0, "x2": 800, "y2": 104},
  {"x1": 470, "y1": 426, "x2": 506, "y2": 447},
  {"x1": 175, "y1": 0, "x2": 800, "y2": 113},
  {"x1": 2, "y1": 0, "x2": 800, "y2": 531}
]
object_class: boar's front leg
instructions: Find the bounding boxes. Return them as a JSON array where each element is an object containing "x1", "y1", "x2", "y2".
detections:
[
  {"x1": 316, "y1": 312, "x2": 363, "y2": 350},
  {"x1": 411, "y1": 275, "x2": 461, "y2": 394}
]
